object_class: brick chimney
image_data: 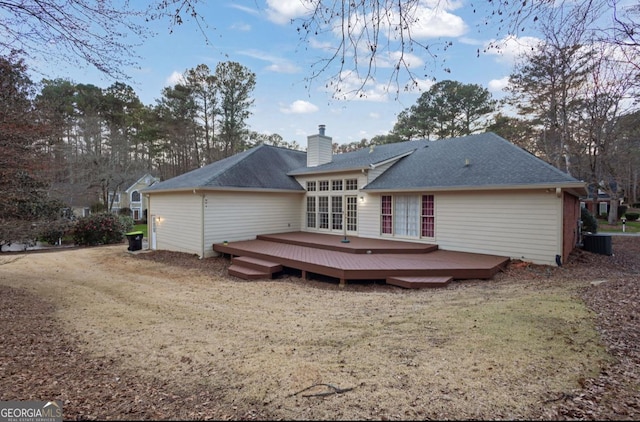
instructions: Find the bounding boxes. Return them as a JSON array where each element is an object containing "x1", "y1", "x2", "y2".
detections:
[{"x1": 307, "y1": 124, "x2": 332, "y2": 167}]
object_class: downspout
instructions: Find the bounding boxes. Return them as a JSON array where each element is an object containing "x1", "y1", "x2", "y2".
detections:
[
  {"x1": 145, "y1": 193, "x2": 150, "y2": 250},
  {"x1": 193, "y1": 189, "x2": 205, "y2": 259},
  {"x1": 200, "y1": 191, "x2": 205, "y2": 259},
  {"x1": 556, "y1": 188, "x2": 563, "y2": 266}
]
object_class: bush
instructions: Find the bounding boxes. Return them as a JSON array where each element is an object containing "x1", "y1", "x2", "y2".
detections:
[
  {"x1": 618, "y1": 205, "x2": 628, "y2": 219},
  {"x1": 625, "y1": 212, "x2": 639, "y2": 221},
  {"x1": 90, "y1": 202, "x2": 106, "y2": 213},
  {"x1": 581, "y1": 207, "x2": 598, "y2": 233},
  {"x1": 39, "y1": 219, "x2": 75, "y2": 245},
  {"x1": 598, "y1": 213, "x2": 608, "y2": 220},
  {"x1": 118, "y1": 215, "x2": 135, "y2": 233},
  {"x1": 72, "y1": 213, "x2": 126, "y2": 246},
  {"x1": 633, "y1": 203, "x2": 640, "y2": 208},
  {"x1": 118, "y1": 207, "x2": 132, "y2": 216}
]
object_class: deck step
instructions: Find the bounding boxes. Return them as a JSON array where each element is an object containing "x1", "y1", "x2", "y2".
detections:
[
  {"x1": 386, "y1": 276, "x2": 452, "y2": 289},
  {"x1": 231, "y1": 256, "x2": 282, "y2": 273},
  {"x1": 228, "y1": 265, "x2": 272, "y2": 280}
]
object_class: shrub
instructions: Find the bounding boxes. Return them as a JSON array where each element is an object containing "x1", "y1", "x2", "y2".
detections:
[
  {"x1": 625, "y1": 212, "x2": 639, "y2": 221},
  {"x1": 633, "y1": 203, "x2": 640, "y2": 208},
  {"x1": 72, "y1": 213, "x2": 126, "y2": 246},
  {"x1": 39, "y1": 219, "x2": 75, "y2": 245},
  {"x1": 581, "y1": 207, "x2": 598, "y2": 233},
  {"x1": 90, "y1": 202, "x2": 106, "y2": 213},
  {"x1": 618, "y1": 205, "x2": 628, "y2": 219},
  {"x1": 118, "y1": 215, "x2": 135, "y2": 233},
  {"x1": 598, "y1": 213, "x2": 608, "y2": 220},
  {"x1": 118, "y1": 207, "x2": 132, "y2": 216}
]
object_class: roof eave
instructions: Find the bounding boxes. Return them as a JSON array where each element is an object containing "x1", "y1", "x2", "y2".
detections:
[
  {"x1": 143, "y1": 186, "x2": 305, "y2": 195},
  {"x1": 363, "y1": 182, "x2": 588, "y2": 194},
  {"x1": 288, "y1": 165, "x2": 369, "y2": 176}
]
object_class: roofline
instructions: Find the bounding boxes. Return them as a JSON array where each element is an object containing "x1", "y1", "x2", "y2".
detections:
[
  {"x1": 125, "y1": 173, "x2": 159, "y2": 193},
  {"x1": 288, "y1": 165, "x2": 369, "y2": 176},
  {"x1": 369, "y1": 150, "x2": 416, "y2": 169},
  {"x1": 199, "y1": 145, "x2": 264, "y2": 186},
  {"x1": 363, "y1": 182, "x2": 587, "y2": 194},
  {"x1": 143, "y1": 186, "x2": 305, "y2": 195},
  {"x1": 288, "y1": 149, "x2": 419, "y2": 176}
]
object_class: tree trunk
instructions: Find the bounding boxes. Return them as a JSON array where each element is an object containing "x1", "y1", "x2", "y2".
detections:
[{"x1": 607, "y1": 199, "x2": 618, "y2": 224}]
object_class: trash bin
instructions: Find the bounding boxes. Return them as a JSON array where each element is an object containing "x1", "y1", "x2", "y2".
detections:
[{"x1": 125, "y1": 231, "x2": 144, "y2": 251}]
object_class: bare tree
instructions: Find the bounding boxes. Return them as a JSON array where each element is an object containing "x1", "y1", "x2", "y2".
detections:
[
  {"x1": 0, "y1": 0, "x2": 208, "y2": 79},
  {"x1": 2, "y1": 1, "x2": 637, "y2": 95},
  {"x1": 292, "y1": 0, "x2": 639, "y2": 97}
]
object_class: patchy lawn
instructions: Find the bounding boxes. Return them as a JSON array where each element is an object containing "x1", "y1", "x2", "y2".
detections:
[{"x1": 0, "y1": 237, "x2": 638, "y2": 420}]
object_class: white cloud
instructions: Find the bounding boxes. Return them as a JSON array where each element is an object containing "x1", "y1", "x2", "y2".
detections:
[
  {"x1": 408, "y1": 6, "x2": 467, "y2": 39},
  {"x1": 266, "y1": 62, "x2": 300, "y2": 74},
  {"x1": 483, "y1": 35, "x2": 542, "y2": 64},
  {"x1": 404, "y1": 77, "x2": 435, "y2": 92},
  {"x1": 328, "y1": 2, "x2": 466, "y2": 47},
  {"x1": 229, "y1": 4, "x2": 260, "y2": 16},
  {"x1": 309, "y1": 38, "x2": 333, "y2": 51},
  {"x1": 265, "y1": 0, "x2": 312, "y2": 24},
  {"x1": 369, "y1": 2, "x2": 467, "y2": 41},
  {"x1": 239, "y1": 49, "x2": 300, "y2": 74},
  {"x1": 280, "y1": 100, "x2": 319, "y2": 114},
  {"x1": 230, "y1": 22, "x2": 251, "y2": 31},
  {"x1": 488, "y1": 76, "x2": 510, "y2": 93},
  {"x1": 328, "y1": 71, "x2": 391, "y2": 102},
  {"x1": 165, "y1": 71, "x2": 184, "y2": 87},
  {"x1": 458, "y1": 36, "x2": 485, "y2": 46},
  {"x1": 386, "y1": 51, "x2": 425, "y2": 69}
]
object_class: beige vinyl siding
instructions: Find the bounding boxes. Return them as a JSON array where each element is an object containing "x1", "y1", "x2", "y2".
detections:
[
  {"x1": 435, "y1": 190, "x2": 562, "y2": 265},
  {"x1": 358, "y1": 191, "x2": 382, "y2": 239},
  {"x1": 358, "y1": 190, "x2": 563, "y2": 266},
  {"x1": 367, "y1": 161, "x2": 396, "y2": 184},
  {"x1": 149, "y1": 192, "x2": 202, "y2": 256},
  {"x1": 205, "y1": 191, "x2": 303, "y2": 257}
]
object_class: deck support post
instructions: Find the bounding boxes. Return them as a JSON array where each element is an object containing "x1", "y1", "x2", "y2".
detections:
[
  {"x1": 339, "y1": 278, "x2": 346, "y2": 288},
  {"x1": 301, "y1": 270, "x2": 308, "y2": 280}
]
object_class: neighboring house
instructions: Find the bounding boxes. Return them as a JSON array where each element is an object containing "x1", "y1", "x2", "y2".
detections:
[
  {"x1": 581, "y1": 182, "x2": 622, "y2": 217},
  {"x1": 49, "y1": 181, "x2": 97, "y2": 219},
  {"x1": 109, "y1": 173, "x2": 159, "y2": 221},
  {"x1": 143, "y1": 126, "x2": 587, "y2": 266}
]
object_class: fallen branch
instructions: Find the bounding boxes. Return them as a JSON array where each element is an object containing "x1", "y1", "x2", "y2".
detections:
[
  {"x1": 0, "y1": 256, "x2": 23, "y2": 266},
  {"x1": 542, "y1": 392, "x2": 574, "y2": 404},
  {"x1": 288, "y1": 383, "x2": 355, "y2": 398}
]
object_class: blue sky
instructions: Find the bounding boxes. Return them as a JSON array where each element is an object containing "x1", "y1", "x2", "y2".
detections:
[{"x1": 43, "y1": 0, "x2": 542, "y2": 148}]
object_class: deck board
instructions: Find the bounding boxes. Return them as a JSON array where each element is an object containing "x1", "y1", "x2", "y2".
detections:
[
  {"x1": 213, "y1": 232, "x2": 510, "y2": 286},
  {"x1": 257, "y1": 232, "x2": 437, "y2": 254},
  {"x1": 386, "y1": 276, "x2": 452, "y2": 289}
]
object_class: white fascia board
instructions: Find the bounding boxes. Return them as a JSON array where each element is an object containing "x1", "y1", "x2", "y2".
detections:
[
  {"x1": 362, "y1": 182, "x2": 587, "y2": 194},
  {"x1": 144, "y1": 187, "x2": 305, "y2": 195}
]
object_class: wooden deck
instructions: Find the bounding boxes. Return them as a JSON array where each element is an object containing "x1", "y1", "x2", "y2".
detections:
[{"x1": 213, "y1": 231, "x2": 510, "y2": 288}]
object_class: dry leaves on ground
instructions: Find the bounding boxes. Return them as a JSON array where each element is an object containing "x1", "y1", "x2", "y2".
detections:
[{"x1": 0, "y1": 236, "x2": 638, "y2": 420}]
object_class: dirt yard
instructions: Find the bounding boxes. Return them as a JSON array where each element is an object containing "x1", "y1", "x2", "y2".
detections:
[{"x1": 0, "y1": 237, "x2": 639, "y2": 420}]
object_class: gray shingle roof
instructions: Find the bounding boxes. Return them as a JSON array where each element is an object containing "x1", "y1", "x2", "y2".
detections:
[
  {"x1": 364, "y1": 132, "x2": 583, "y2": 190},
  {"x1": 143, "y1": 144, "x2": 307, "y2": 192},
  {"x1": 287, "y1": 140, "x2": 425, "y2": 175},
  {"x1": 143, "y1": 133, "x2": 584, "y2": 194}
]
